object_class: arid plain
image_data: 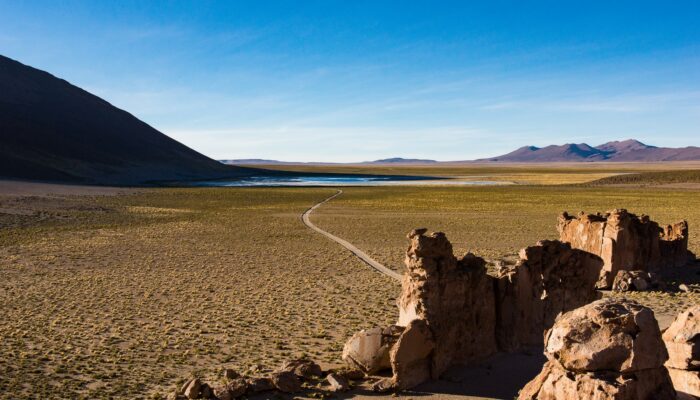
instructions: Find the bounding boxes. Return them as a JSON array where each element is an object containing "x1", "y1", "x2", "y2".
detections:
[{"x1": 1, "y1": 164, "x2": 699, "y2": 399}]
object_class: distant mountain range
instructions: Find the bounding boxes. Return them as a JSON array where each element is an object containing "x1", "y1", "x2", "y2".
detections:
[
  {"x1": 0, "y1": 55, "x2": 252, "y2": 185},
  {"x1": 221, "y1": 157, "x2": 438, "y2": 165},
  {"x1": 367, "y1": 157, "x2": 438, "y2": 164},
  {"x1": 480, "y1": 140, "x2": 700, "y2": 162},
  {"x1": 224, "y1": 142, "x2": 700, "y2": 165}
]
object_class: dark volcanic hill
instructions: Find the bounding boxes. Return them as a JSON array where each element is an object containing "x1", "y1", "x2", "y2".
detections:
[
  {"x1": 0, "y1": 55, "x2": 250, "y2": 184},
  {"x1": 482, "y1": 139, "x2": 700, "y2": 162}
]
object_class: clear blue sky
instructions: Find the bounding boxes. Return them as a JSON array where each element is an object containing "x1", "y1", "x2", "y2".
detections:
[{"x1": 1, "y1": 1, "x2": 698, "y2": 161}]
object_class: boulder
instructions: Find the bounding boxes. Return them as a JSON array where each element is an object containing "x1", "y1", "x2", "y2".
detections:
[
  {"x1": 277, "y1": 358, "x2": 322, "y2": 379},
  {"x1": 545, "y1": 299, "x2": 668, "y2": 373},
  {"x1": 326, "y1": 372, "x2": 350, "y2": 392},
  {"x1": 212, "y1": 386, "x2": 232, "y2": 400},
  {"x1": 245, "y1": 377, "x2": 274, "y2": 393},
  {"x1": 223, "y1": 368, "x2": 240, "y2": 380},
  {"x1": 612, "y1": 270, "x2": 660, "y2": 292},
  {"x1": 270, "y1": 370, "x2": 302, "y2": 393},
  {"x1": 663, "y1": 306, "x2": 700, "y2": 398},
  {"x1": 373, "y1": 318, "x2": 435, "y2": 392},
  {"x1": 341, "y1": 326, "x2": 400, "y2": 374},
  {"x1": 663, "y1": 306, "x2": 700, "y2": 370},
  {"x1": 199, "y1": 383, "x2": 212, "y2": 399},
  {"x1": 341, "y1": 369, "x2": 365, "y2": 380},
  {"x1": 520, "y1": 361, "x2": 677, "y2": 400},
  {"x1": 183, "y1": 378, "x2": 202, "y2": 399},
  {"x1": 558, "y1": 210, "x2": 691, "y2": 288},
  {"x1": 519, "y1": 299, "x2": 675, "y2": 399},
  {"x1": 226, "y1": 378, "x2": 247, "y2": 398},
  {"x1": 667, "y1": 369, "x2": 700, "y2": 398}
]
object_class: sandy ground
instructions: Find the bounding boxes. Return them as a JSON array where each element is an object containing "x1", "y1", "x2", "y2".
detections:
[
  {"x1": 0, "y1": 179, "x2": 137, "y2": 197},
  {"x1": 1, "y1": 180, "x2": 698, "y2": 400}
]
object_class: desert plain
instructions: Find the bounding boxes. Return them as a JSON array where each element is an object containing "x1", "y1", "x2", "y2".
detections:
[{"x1": 1, "y1": 163, "x2": 699, "y2": 399}]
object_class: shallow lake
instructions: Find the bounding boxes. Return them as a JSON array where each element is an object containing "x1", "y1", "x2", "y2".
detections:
[{"x1": 192, "y1": 176, "x2": 507, "y2": 187}]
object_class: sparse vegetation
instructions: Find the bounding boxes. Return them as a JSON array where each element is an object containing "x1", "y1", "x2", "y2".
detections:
[
  {"x1": 591, "y1": 169, "x2": 700, "y2": 185},
  {"x1": 1, "y1": 170, "x2": 699, "y2": 399}
]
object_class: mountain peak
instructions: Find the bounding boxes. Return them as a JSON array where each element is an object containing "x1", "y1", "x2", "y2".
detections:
[
  {"x1": 595, "y1": 139, "x2": 653, "y2": 152},
  {"x1": 366, "y1": 157, "x2": 438, "y2": 164},
  {"x1": 481, "y1": 139, "x2": 700, "y2": 162},
  {"x1": 0, "y1": 54, "x2": 241, "y2": 184}
]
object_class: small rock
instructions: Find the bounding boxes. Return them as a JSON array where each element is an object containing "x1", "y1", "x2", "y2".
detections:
[
  {"x1": 166, "y1": 392, "x2": 185, "y2": 400},
  {"x1": 212, "y1": 378, "x2": 247, "y2": 400},
  {"x1": 679, "y1": 283, "x2": 691, "y2": 293},
  {"x1": 277, "y1": 359, "x2": 322, "y2": 379},
  {"x1": 212, "y1": 386, "x2": 232, "y2": 400},
  {"x1": 229, "y1": 378, "x2": 248, "y2": 398},
  {"x1": 223, "y1": 368, "x2": 240, "y2": 380},
  {"x1": 179, "y1": 379, "x2": 194, "y2": 396},
  {"x1": 341, "y1": 369, "x2": 365, "y2": 381},
  {"x1": 372, "y1": 377, "x2": 396, "y2": 392},
  {"x1": 326, "y1": 373, "x2": 350, "y2": 392},
  {"x1": 199, "y1": 383, "x2": 213, "y2": 399},
  {"x1": 246, "y1": 377, "x2": 275, "y2": 393},
  {"x1": 271, "y1": 370, "x2": 302, "y2": 393},
  {"x1": 183, "y1": 378, "x2": 202, "y2": 399}
]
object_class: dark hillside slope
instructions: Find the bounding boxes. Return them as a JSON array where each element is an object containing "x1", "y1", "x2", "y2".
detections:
[{"x1": 0, "y1": 55, "x2": 246, "y2": 185}]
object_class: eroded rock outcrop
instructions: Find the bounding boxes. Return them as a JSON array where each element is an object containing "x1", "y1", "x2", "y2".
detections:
[
  {"x1": 519, "y1": 299, "x2": 676, "y2": 400},
  {"x1": 357, "y1": 229, "x2": 602, "y2": 391},
  {"x1": 558, "y1": 209, "x2": 691, "y2": 288},
  {"x1": 494, "y1": 240, "x2": 602, "y2": 350},
  {"x1": 663, "y1": 306, "x2": 700, "y2": 398},
  {"x1": 397, "y1": 229, "x2": 498, "y2": 377}
]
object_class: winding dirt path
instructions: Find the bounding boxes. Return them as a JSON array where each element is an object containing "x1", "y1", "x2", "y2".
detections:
[{"x1": 302, "y1": 190, "x2": 402, "y2": 282}]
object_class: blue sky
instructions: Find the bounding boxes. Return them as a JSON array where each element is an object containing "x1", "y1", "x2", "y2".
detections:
[{"x1": 1, "y1": 1, "x2": 699, "y2": 161}]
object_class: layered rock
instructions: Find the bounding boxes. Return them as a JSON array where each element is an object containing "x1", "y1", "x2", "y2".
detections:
[
  {"x1": 558, "y1": 209, "x2": 691, "y2": 288},
  {"x1": 663, "y1": 306, "x2": 700, "y2": 398},
  {"x1": 519, "y1": 299, "x2": 676, "y2": 399}
]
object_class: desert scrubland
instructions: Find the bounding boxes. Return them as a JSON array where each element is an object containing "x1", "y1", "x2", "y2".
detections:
[{"x1": 1, "y1": 167, "x2": 699, "y2": 399}]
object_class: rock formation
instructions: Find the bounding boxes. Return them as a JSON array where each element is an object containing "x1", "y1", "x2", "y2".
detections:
[
  {"x1": 352, "y1": 229, "x2": 603, "y2": 391},
  {"x1": 342, "y1": 325, "x2": 402, "y2": 374},
  {"x1": 663, "y1": 306, "x2": 700, "y2": 398},
  {"x1": 397, "y1": 229, "x2": 498, "y2": 376},
  {"x1": 168, "y1": 359, "x2": 330, "y2": 399},
  {"x1": 558, "y1": 209, "x2": 691, "y2": 288},
  {"x1": 494, "y1": 240, "x2": 602, "y2": 350},
  {"x1": 519, "y1": 299, "x2": 676, "y2": 399},
  {"x1": 611, "y1": 270, "x2": 661, "y2": 292}
]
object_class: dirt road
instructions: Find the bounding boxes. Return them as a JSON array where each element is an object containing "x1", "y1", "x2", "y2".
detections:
[{"x1": 301, "y1": 190, "x2": 402, "y2": 282}]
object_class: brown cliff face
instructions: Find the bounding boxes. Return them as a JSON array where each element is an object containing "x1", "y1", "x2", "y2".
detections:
[{"x1": 558, "y1": 209, "x2": 692, "y2": 288}]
